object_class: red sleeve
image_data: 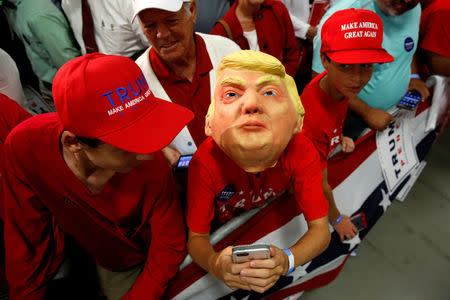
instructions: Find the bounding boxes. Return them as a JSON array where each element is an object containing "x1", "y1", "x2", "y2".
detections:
[
  {"x1": 123, "y1": 164, "x2": 186, "y2": 299},
  {"x1": 302, "y1": 129, "x2": 329, "y2": 171},
  {"x1": 420, "y1": 10, "x2": 450, "y2": 58},
  {"x1": 185, "y1": 153, "x2": 216, "y2": 234},
  {"x1": 278, "y1": 2, "x2": 300, "y2": 76},
  {"x1": 289, "y1": 135, "x2": 328, "y2": 221},
  {"x1": 1, "y1": 138, "x2": 64, "y2": 300}
]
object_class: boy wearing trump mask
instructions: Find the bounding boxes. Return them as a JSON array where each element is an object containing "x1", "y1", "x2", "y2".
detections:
[{"x1": 186, "y1": 50, "x2": 330, "y2": 293}]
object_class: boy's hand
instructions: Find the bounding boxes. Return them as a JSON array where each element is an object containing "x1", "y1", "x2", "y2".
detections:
[
  {"x1": 161, "y1": 146, "x2": 181, "y2": 167},
  {"x1": 209, "y1": 246, "x2": 251, "y2": 291},
  {"x1": 239, "y1": 246, "x2": 288, "y2": 293},
  {"x1": 333, "y1": 215, "x2": 358, "y2": 242},
  {"x1": 341, "y1": 136, "x2": 355, "y2": 153}
]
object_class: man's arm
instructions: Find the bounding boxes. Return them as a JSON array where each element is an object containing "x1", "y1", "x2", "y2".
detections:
[
  {"x1": 2, "y1": 145, "x2": 64, "y2": 300},
  {"x1": 348, "y1": 96, "x2": 394, "y2": 131},
  {"x1": 322, "y1": 168, "x2": 357, "y2": 242},
  {"x1": 280, "y1": 3, "x2": 300, "y2": 76},
  {"x1": 425, "y1": 51, "x2": 450, "y2": 77},
  {"x1": 122, "y1": 166, "x2": 186, "y2": 299},
  {"x1": 31, "y1": 13, "x2": 81, "y2": 74},
  {"x1": 408, "y1": 55, "x2": 430, "y2": 100}
]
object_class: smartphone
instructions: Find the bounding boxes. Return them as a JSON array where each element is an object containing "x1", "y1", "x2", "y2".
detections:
[
  {"x1": 175, "y1": 154, "x2": 193, "y2": 169},
  {"x1": 232, "y1": 245, "x2": 271, "y2": 264},
  {"x1": 350, "y1": 212, "x2": 367, "y2": 232},
  {"x1": 397, "y1": 90, "x2": 422, "y2": 110}
]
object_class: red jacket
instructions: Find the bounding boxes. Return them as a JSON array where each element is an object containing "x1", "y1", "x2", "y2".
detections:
[
  {"x1": 211, "y1": 0, "x2": 300, "y2": 76},
  {"x1": 1, "y1": 113, "x2": 186, "y2": 300}
]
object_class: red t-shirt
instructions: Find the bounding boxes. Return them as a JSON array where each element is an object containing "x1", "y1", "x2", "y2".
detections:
[
  {"x1": 149, "y1": 34, "x2": 213, "y2": 146},
  {"x1": 301, "y1": 71, "x2": 349, "y2": 170},
  {"x1": 210, "y1": 0, "x2": 300, "y2": 76},
  {"x1": 419, "y1": 0, "x2": 450, "y2": 59},
  {"x1": 186, "y1": 135, "x2": 328, "y2": 234},
  {"x1": 1, "y1": 113, "x2": 186, "y2": 300}
]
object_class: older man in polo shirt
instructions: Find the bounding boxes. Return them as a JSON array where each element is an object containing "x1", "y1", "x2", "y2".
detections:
[{"x1": 133, "y1": 0, "x2": 240, "y2": 165}]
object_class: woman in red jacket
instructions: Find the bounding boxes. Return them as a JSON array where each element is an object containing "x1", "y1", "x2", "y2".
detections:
[{"x1": 211, "y1": 0, "x2": 300, "y2": 77}]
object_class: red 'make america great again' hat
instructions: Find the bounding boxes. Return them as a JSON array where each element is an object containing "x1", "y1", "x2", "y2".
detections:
[
  {"x1": 53, "y1": 53, "x2": 194, "y2": 154},
  {"x1": 321, "y1": 8, "x2": 394, "y2": 64}
]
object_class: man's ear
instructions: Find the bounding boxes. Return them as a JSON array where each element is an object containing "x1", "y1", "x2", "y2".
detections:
[
  {"x1": 190, "y1": 0, "x2": 197, "y2": 24},
  {"x1": 61, "y1": 131, "x2": 83, "y2": 153},
  {"x1": 205, "y1": 116, "x2": 213, "y2": 137}
]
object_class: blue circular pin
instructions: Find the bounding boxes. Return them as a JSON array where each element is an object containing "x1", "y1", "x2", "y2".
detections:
[{"x1": 404, "y1": 37, "x2": 414, "y2": 52}]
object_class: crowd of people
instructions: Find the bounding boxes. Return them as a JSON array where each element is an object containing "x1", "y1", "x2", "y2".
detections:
[{"x1": 0, "y1": 0, "x2": 448, "y2": 299}]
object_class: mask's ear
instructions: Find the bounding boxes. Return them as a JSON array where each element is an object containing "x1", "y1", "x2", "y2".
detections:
[
  {"x1": 296, "y1": 117, "x2": 303, "y2": 133},
  {"x1": 61, "y1": 131, "x2": 83, "y2": 153},
  {"x1": 205, "y1": 115, "x2": 213, "y2": 137},
  {"x1": 291, "y1": 116, "x2": 303, "y2": 135}
]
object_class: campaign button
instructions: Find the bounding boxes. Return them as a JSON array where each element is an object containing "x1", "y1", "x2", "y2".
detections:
[
  {"x1": 217, "y1": 184, "x2": 236, "y2": 202},
  {"x1": 404, "y1": 37, "x2": 414, "y2": 52}
]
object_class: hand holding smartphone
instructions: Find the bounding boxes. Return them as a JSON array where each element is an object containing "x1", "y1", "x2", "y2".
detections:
[
  {"x1": 232, "y1": 244, "x2": 271, "y2": 264},
  {"x1": 174, "y1": 154, "x2": 193, "y2": 169},
  {"x1": 350, "y1": 212, "x2": 367, "y2": 232},
  {"x1": 397, "y1": 90, "x2": 422, "y2": 110}
]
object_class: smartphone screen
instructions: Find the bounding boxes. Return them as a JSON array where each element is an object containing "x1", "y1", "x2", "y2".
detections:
[
  {"x1": 350, "y1": 212, "x2": 367, "y2": 232},
  {"x1": 176, "y1": 155, "x2": 193, "y2": 168},
  {"x1": 397, "y1": 90, "x2": 422, "y2": 110}
]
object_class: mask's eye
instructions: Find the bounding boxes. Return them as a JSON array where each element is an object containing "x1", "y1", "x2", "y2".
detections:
[
  {"x1": 225, "y1": 92, "x2": 239, "y2": 98},
  {"x1": 264, "y1": 90, "x2": 277, "y2": 96}
]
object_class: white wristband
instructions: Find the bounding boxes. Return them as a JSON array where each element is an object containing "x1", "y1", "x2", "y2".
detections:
[{"x1": 282, "y1": 248, "x2": 295, "y2": 274}]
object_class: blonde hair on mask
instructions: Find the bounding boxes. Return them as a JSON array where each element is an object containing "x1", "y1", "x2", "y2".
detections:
[{"x1": 207, "y1": 50, "x2": 305, "y2": 127}]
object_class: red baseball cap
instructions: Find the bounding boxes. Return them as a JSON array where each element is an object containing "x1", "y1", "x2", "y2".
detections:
[
  {"x1": 53, "y1": 53, "x2": 194, "y2": 154},
  {"x1": 321, "y1": 8, "x2": 394, "y2": 64}
]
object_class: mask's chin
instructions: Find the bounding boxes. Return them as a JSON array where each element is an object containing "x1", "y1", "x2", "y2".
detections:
[{"x1": 216, "y1": 128, "x2": 286, "y2": 173}]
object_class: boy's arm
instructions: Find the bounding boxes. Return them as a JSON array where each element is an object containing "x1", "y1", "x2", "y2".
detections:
[
  {"x1": 187, "y1": 230, "x2": 250, "y2": 291},
  {"x1": 185, "y1": 154, "x2": 250, "y2": 290},
  {"x1": 122, "y1": 165, "x2": 186, "y2": 299},
  {"x1": 238, "y1": 137, "x2": 330, "y2": 292},
  {"x1": 322, "y1": 168, "x2": 357, "y2": 242},
  {"x1": 348, "y1": 96, "x2": 393, "y2": 131},
  {"x1": 289, "y1": 216, "x2": 330, "y2": 266},
  {"x1": 240, "y1": 217, "x2": 330, "y2": 293}
]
